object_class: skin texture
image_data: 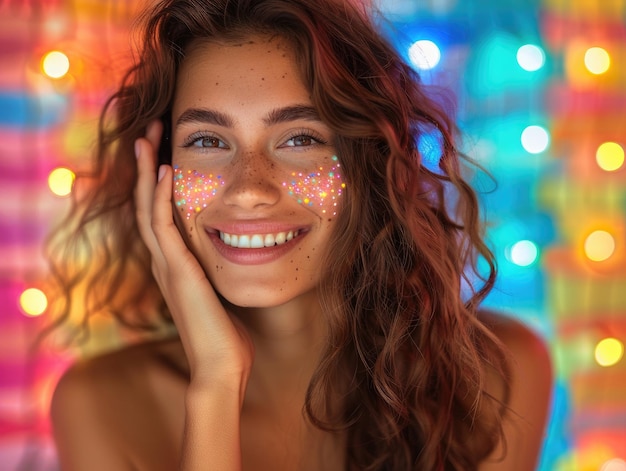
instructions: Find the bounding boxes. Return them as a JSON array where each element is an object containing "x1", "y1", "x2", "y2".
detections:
[{"x1": 51, "y1": 36, "x2": 553, "y2": 471}]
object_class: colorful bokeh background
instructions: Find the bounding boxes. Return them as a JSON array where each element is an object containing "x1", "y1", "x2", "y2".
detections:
[{"x1": 1, "y1": 0, "x2": 625, "y2": 469}]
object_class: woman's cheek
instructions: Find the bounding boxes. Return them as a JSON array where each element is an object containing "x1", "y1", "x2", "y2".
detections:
[
  {"x1": 173, "y1": 165, "x2": 225, "y2": 220},
  {"x1": 281, "y1": 155, "x2": 346, "y2": 217}
]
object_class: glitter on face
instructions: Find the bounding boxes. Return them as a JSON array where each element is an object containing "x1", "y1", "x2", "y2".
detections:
[
  {"x1": 282, "y1": 155, "x2": 346, "y2": 216},
  {"x1": 174, "y1": 165, "x2": 225, "y2": 219}
]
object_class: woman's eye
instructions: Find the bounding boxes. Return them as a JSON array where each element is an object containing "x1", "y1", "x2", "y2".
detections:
[
  {"x1": 288, "y1": 135, "x2": 313, "y2": 147},
  {"x1": 182, "y1": 133, "x2": 229, "y2": 149},
  {"x1": 191, "y1": 136, "x2": 227, "y2": 148},
  {"x1": 283, "y1": 134, "x2": 325, "y2": 147}
]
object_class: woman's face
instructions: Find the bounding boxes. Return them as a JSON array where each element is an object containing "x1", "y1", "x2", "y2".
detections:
[{"x1": 170, "y1": 36, "x2": 345, "y2": 308}]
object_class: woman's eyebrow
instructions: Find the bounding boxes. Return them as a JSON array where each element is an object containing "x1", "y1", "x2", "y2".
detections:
[
  {"x1": 175, "y1": 108, "x2": 234, "y2": 128},
  {"x1": 263, "y1": 105, "x2": 322, "y2": 126},
  {"x1": 175, "y1": 105, "x2": 322, "y2": 129}
]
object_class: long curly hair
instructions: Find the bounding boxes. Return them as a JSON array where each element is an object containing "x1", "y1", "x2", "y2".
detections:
[{"x1": 46, "y1": 0, "x2": 511, "y2": 469}]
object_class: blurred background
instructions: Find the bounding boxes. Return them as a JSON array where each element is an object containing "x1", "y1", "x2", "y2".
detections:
[{"x1": 1, "y1": 0, "x2": 625, "y2": 469}]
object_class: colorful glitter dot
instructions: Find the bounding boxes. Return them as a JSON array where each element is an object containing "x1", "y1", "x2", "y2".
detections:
[
  {"x1": 281, "y1": 158, "x2": 345, "y2": 216},
  {"x1": 173, "y1": 166, "x2": 226, "y2": 219}
]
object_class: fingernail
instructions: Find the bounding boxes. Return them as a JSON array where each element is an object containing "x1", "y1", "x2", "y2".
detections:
[
  {"x1": 158, "y1": 166, "x2": 166, "y2": 182},
  {"x1": 134, "y1": 140, "x2": 141, "y2": 159}
]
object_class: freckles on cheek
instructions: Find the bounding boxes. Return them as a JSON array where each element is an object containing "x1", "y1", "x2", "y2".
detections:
[
  {"x1": 173, "y1": 165, "x2": 225, "y2": 219},
  {"x1": 282, "y1": 155, "x2": 346, "y2": 216}
]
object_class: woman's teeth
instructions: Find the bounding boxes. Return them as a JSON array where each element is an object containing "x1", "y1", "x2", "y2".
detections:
[{"x1": 219, "y1": 230, "x2": 299, "y2": 248}]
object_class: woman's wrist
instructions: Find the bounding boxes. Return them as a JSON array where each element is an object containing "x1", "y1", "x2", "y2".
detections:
[{"x1": 186, "y1": 369, "x2": 250, "y2": 408}]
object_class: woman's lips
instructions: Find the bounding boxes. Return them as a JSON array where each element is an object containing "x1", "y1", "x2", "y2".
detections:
[{"x1": 206, "y1": 226, "x2": 306, "y2": 265}]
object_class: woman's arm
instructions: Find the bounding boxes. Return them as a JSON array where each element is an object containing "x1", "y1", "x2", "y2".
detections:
[{"x1": 479, "y1": 314, "x2": 553, "y2": 471}]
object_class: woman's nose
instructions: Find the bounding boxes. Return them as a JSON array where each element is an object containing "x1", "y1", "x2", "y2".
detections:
[{"x1": 221, "y1": 151, "x2": 281, "y2": 210}]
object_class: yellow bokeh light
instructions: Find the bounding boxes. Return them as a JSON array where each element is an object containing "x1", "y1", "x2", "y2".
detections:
[
  {"x1": 19, "y1": 288, "x2": 48, "y2": 317},
  {"x1": 42, "y1": 50, "x2": 70, "y2": 79},
  {"x1": 48, "y1": 167, "x2": 75, "y2": 197},
  {"x1": 584, "y1": 47, "x2": 610, "y2": 75},
  {"x1": 584, "y1": 230, "x2": 615, "y2": 262},
  {"x1": 595, "y1": 338, "x2": 624, "y2": 367},
  {"x1": 596, "y1": 142, "x2": 625, "y2": 172}
]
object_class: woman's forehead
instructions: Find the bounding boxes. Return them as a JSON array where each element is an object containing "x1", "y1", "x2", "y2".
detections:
[{"x1": 182, "y1": 33, "x2": 293, "y2": 58}]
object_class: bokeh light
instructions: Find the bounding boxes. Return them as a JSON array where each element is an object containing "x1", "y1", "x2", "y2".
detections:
[
  {"x1": 19, "y1": 288, "x2": 48, "y2": 317},
  {"x1": 42, "y1": 50, "x2": 70, "y2": 79},
  {"x1": 601, "y1": 458, "x2": 626, "y2": 471},
  {"x1": 517, "y1": 44, "x2": 545, "y2": 71},
  {"x1": 596, "y1": 142, "x2": 625, "y2": 172},
  {"x1": 48, "y1": 167, "x2": 75, "y2": 197},
  {"x1": 595, "y1": 338, "x2": 624, "y2": 367},
  {"x1": 584, "y1": 47, "x2": 611, "y2": 75},
  {"x1": 584, "y1": 230, "x2": 616, "y2": 262},
  {"x1": 521, "y1": 125, "x2": 550, "y2": 154},
  {"x1": 408, "y1": 40, "x2": 441, "y2": 70},
  {"x1": 509, "y1": 240, "x2": 539, "y2": 266}
]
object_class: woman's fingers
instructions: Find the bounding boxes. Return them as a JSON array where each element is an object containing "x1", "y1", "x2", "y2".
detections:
[
  {"x1": 145, "y1": 119, "x2": 163, "y2": 152},
  {"x1": 134, "y1": 121, "x2": 162, "y2": 258},
  {"x1": 150, "y1": 163, "x2": 186, "y2": 258}
]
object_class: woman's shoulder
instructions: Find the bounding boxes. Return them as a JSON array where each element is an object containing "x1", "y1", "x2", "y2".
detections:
[
  {"x1": 478, "y1": 310, "x2": 551, "y2": 371},
  {"x1": 477, "y1": 309, "x2": 552, "y2": 409},
  {"x1": 51, "y1": 335, "x2": 186, "y2": 420},
  {"x1": 51, "y1": 336, "x2": 188, "y2": 469},
  {"x1": 477, "y1": 310, "x2": 553, "y2": 470},
  {"x1": 53, "y1": 335, "x2": 187, "y2": 398}
]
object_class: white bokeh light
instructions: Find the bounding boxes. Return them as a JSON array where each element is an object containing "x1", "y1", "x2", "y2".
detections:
[
  {"x1": 408, "y1": 40, "x2": 441, "y2": 70},
  {"x1": 517, "y1": 44, "x2": 545, "y2": 71},
  {"x1": 509, "y1": 240, "x2": 539, "y2": 267},
  {"x1": 521, "y1": 125, "x2": 550, "y2": 154},
  {"x1": 42, "y1": 50, "x2": 70, "y2": 79}
]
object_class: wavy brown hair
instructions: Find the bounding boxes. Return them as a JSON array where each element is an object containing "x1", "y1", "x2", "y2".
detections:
[{"x1": 46, "y1": 0, "x2": 510, "y2": 469}]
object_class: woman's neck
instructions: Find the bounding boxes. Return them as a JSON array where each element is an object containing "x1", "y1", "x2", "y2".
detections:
[{"x1": 227, "y1": 288, "x2": 327, "y2": 408}]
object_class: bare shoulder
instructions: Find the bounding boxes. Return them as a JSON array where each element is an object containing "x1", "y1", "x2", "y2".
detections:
[
  {"x1": 479, "y1": 310, "x2": 551, "y2": 367},
  {"x1": 477, "y1": 310, "x2": 553, "y2": 471},
  {"x1": 52, "y1": 335, "x2": 186, "y2": 405},
  {"x1": 51, "y1": 336, "x2": 187, "y2": 471}
]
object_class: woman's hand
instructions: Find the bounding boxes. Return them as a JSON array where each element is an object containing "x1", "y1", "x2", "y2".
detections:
[{"x1": 134, "y1": 120, "x2": 254, "y2": 391}]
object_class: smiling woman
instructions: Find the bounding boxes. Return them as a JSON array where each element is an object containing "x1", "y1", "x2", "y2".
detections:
[{"x1": 46, "y1": 0, "x2": 552, "y2": 470}]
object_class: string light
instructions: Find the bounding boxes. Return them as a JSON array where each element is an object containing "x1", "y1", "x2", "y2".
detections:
[
  {"x1": 521, "y1": 125, "x2": 550, "y2": 154},
  {"x1": 19, "y1": 288, "x2": 48, "y2": 317},
  {"x1": 584, "y1": 47, "x2": 611, "y2": 75},
  {"x1": 408, "y1": 40, "x2": 441, "y2": 70},
  {"x1": 48, "y1": 167, "x2": 75, "y2": 197},
  {"x1": 596, "y1": 142, "x2": 625, "y2": 172},
  {"x1": 584, "y1": 230, "x2": 615, "y2": 262},
  {"x1": 42, "y1": 50, "x2": 70, "y2": 79},
  {"x1": 595, "y1": 338, "x2": 624, "y2": 367},
  {"x1": 508, "y1": 240, "x2": 539, "y2": 266},
  {"x1": 517, "y1": 44, "x2": 545, "y2": 71}
]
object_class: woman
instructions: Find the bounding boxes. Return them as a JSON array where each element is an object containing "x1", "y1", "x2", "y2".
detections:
[{"x1": 49, "y1": 0, "x2": 552, "y2": 469}]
